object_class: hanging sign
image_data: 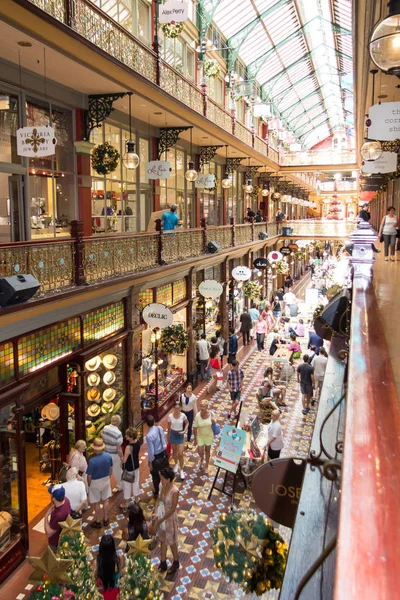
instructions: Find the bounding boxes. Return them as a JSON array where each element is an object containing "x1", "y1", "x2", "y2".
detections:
[
  {"x1": 199, "y1": 280, "x2": 223, "y2": 299},
  {"x1": 361, "y1": 152, "x2": 397, "y2": 174},
  {"x1": 159, "y1": 1, "x2": 188, "y2": 24},
  {"x1": 288, "y1": 243, "x2": 299, "y2": 252},
  {"x1": 253, "y1": 103, "x2": 272, "y2": 118},
  {"x1": 214, "y1": 425, "x2": 246, "y2": 474},
  {"x1": 253, "y1": 257, "x2": 269, "y2": 269},
  {"x1": 16, "y1": 126, "x2": 57, "y2": 157},
  {"x1": 231, "y1": 265, "x2": 252, "y2": 281},
  {"x1": 146, "y1": 161, "x2": 172, "y2": 180},
  {"x1": 142, "y1": 303, "x2": 174, "y2": 329},
  {"x1": 252, "y1": 457, "x2": 306, "y2": 528},
  {"x1": 367, "y1": 101, "x2": 400, "y2": 141},
  {"x1": 195, "y1": 174, "x2": 215, "y2": 189},
  {"x1": 268, "y1": 250, "x2": 282, "y2": 262},
  {"x1": 280, "y1": 247, "x2": 291, "y2": 256}
]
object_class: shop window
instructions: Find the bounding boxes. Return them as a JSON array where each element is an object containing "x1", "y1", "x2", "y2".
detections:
[
  {"x1": 0, "y1": 91, "x2": 20, "y2": 164},
  {"x1": 208, "y1": 76, "x2": 224, "y2": 106},
  {"x1": 18, "y1": 318, "x2": 81, "y2": 376},
  {"x1": 0, "y1": 341, "x2": 14, "y2": 385},
  {"x1": 83, "y1": 302, "x2": 125, "y2": 345},
  {"x1": 161, "y1": 32, "x2": 195, "y2": 80},
  {"x1": 157, "y1": 283, "x2": 173, "y2": 307},
  {"x1": 173, "y1": 279, "x2": 187, "y2": 304},
  {"x1": 137, "y1": 0, "x2": 151, "y2": 44},
  {"x1": 139, "y1": 288, "x2": 154, "y2": 309},
  {"x1": 0, "y1": 403, "x2": 21, "y2": 557}
]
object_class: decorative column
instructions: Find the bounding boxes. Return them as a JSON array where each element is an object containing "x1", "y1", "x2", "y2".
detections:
[
  {"x1": 186, "y1": 268, "x2": 199, "y2": 390},
  {"x1": 70, "y1": 220, "x2": 86, "y2": 286},
  {"x1": 126, "y1": 284, "x2": 144, "y2": 426},
  {"x1": 74, "y1": 109, "x2": 94, "y2": 237}
]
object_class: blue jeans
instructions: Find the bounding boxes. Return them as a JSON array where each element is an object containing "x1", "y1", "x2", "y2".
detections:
[
  {"x1": 182, "y1": 409, "x2": 194, "y2": 442},
  {"x1": 200, "y1": 359, "x2": 211, "y2": 381}
]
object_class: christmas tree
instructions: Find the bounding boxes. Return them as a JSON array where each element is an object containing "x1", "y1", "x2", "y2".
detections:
[
  {"x1": 28, "y1": 582, "x2": 75, "y2": 600},
  {"x1": 27, "y1": 545, "x2": 75, "y2": 600},
  {"x1": 119, "y1": 535, "x2": 162, "y2": 600}
]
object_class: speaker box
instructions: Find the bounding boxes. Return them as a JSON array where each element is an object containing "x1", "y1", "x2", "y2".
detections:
[
  {"x1": 207, "y1": 240, "x2": 222, "y2": 253},
  {"x1": 314, "y1": 289, "x2": 350, "y2": 339},
  {"x1": 0, "y1": 274, "x2": 40, "y2": 307},
  {"x1": 258, "y1": 231, "x2": 268, "y2": 240}
]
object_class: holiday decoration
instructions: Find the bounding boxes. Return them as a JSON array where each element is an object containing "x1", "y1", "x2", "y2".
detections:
[
  {"x1": 275, "y1": 260, "x2": 289, "y2": 275},
  {"x1": 161, "y1": 22, "x2": 184, "y2": 38},
  {"x1": 313, "y1": 304, "x2": 324, "y2": 322},
  {"x1": 326, "y1": 196, "x2": 343, "y2": 220},
  {"x1": 243, "y1": 280, "x2": 261, "y2": 300},
  {"x1": 28, "y1": 582, "x2": 74, "y2": 600},
  {"x1": 126, "y1": 534, "x2": 152, "y2": 557},
  {"x1": 27, "y1": 547, "x2": 73, "y2": 585},
  {"x1": 249, "y1": 185, "x2": 261, "y2": 199},
  {"x1": 119, "y1": 553, "x2": 162, "y2": 600},
  {"x1": 160, "y1": 324, "x2": 189, "y2": 354},
  {"x1": 211, "y1": 509, "x2": 288, "y2": 595},
  {"x1": 91, "y1": 142, "x2": 120, "y2": 175},
  {"x1": 204, "y1": 59, "x2": 220, "y2": 79}
]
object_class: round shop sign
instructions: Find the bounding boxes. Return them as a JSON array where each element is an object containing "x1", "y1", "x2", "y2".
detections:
[
  {"x1": 199, "y1": 279, "x2": 223, "y2": 299},
  {"x1": 232, "y1": 265, "x2": 252, "y2": 281},
  {"x1": 280, "y1": 247, "x2": 291, "y2": 256},
  {"x1": 268, "y1": 250, "x2": 283, "y2": 262},
  {"x1": 142, "y1": 303, "x2": 174, "y2": 329},
  {"x1": 253, "y1": 257, "x2": 269, "y2": 270}
]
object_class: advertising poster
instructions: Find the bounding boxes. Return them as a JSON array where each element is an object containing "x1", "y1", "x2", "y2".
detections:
[{"x1": 214, "y1": 424, "x2": 246, "y2": 474}]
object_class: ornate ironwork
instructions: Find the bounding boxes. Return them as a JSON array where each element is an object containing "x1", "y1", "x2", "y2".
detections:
[
  {"x1": 84, "y1": 93, "x2": 127, "y2": 140},
  {"x1": 381, "y1": 139, "x2": 400, "y2": 153},
  {"x1": 226, "y1": 157, "x2": 246, "y2": 173},
  {"x1": 157, "y1": 127, "x2": 190, "y2": 160},
  {"x1": 309, "y1": 391, "x2": 346, "y2": 461},
  {"x1": 199, "y1": 145, "x2": 224, "y2": 167},
  {"x1": 259, "y1": 171, "x2": 274, "y2": 183},
  {"x1": 246, "y1": 165, "x2": 263, "y2": 177}
]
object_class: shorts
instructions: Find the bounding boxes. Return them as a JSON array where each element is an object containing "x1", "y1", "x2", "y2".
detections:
[
  {"x1": 89, "y1": 476, "x2": 112, "y2": 503},
  {"x1": 230, "y1": 390, "x2": 241, "y2": 403},
  {"x1": 170, "y1": 430, "x2": 184, "y2": 445},
  {"x1": 300, "y1": 382, "x2": 313, "y2": 397}
]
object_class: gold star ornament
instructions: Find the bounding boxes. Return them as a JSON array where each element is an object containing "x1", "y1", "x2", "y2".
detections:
[
  {"x1": 59, "y1": 514, "x2": 82, "y2": 535},
  {"x1": 126, "y1": 534, "x2": 152, "y2": 556},
  {"x1": 27, "y1": 546, "x2": 74, "y2": 584}
]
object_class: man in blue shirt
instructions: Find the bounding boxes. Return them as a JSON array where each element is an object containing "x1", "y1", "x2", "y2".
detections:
[
  {"x1": 87, "y1": 437, "x2": 113, "y2": 528},
  {"x1": 249, "y1": 303, "x2": 260, "y2": 340},
  {"x1": 145, "y1": 415, "x2": 168, "y2": 497},
  {"x1": 162, "y1": 204, "x2": 179, "y2": 231},
  {"x1": 308, "y1": 329, "x2": 324, "y2": 354}
]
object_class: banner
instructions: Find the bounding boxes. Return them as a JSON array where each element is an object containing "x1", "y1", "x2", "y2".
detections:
[
  {"x1": 362, "y1": 152, "x2": 397, "y2": 174},
  {"x1": 16, "y1": 126, "x2": 56, "y2": 157},
  {"x1": 145, "y1": 161, "x2": 172, "y2": 180},
  {"x1": 199, "y1": 280, "x2": 223, "y2": 299},
  {"x1": 367, "y1": 101, "x2": 400, "y2": 141},
  {"x1": 214, "y1": 425, "x2": 246, "y2": 474},
  {"x1": 159, "y1": 1, "x2": 188, "y2": 24},
  {"x1": 195, "y1": 174, "x2": 215, "y2": 189},
  {"x1": 232, "y1": 265, "x2": 252, "y2": 281},
  {"x1": 142, "y1": 303, "x2": 174, "y2": 329}
]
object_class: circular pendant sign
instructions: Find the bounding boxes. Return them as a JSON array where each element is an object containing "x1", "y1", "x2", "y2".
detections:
[
  {"x1": 268, "y1": 250, "x2": 283, "y2": 262},
  {"x1": 232, "y1": 265, "x2": 252, "y2": 281},
  {"x1": 142, "y1": 303, "x2": 174, "y2": 329},
  {"x1": 199, "y1": 280, "x2": 223, "y2": 299},
  {"x1": 253, "y1": 257, "x2": 269, "y2": 269},
  {"x1": 280, "y1": 247, "x2": 291, "y2": 256}
]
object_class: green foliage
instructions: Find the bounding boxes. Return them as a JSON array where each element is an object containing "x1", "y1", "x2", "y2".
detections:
[
  {"x1": 204, "y1": 59, "x2": 220, "y2": 79},
  {"x1": 160, "y1": 324, "x2": 189, "y2": 354},
  {"x1": 119, "y1": 554, "x2": 161, "y2": 600},
  {"x1": 57, "y1": 531, "x2": 102, "y2": 600},
  {"x1": 28, "y1": 583, "x2": 74, "y2": 600},
  {"x1": 243, "y1": 280, "x2": 261, "y2": 300},
  {"x1": 91, "y1": 142, "x2": 120, "y2": 175},
  {"x1": 275, "y1": 260, "x2": 289, "y2": 275},
  {"x1": 161, "y1": 22, "x2": 184, "y2": 38}
]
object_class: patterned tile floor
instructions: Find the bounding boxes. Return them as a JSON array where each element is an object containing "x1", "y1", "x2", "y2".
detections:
[{"x1": 5, "y1": 337, "x2": 317, "y2": 600}]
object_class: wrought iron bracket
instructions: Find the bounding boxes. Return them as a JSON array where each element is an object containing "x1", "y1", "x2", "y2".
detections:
[
  {"x1": 199, "y1": 145, "x2": 224, "y2": 168},
  {"x1": 309, "y1": 391, "x2": 346, "y2": 461},
  {"x1": 84, "y1": 93, "x2": 127, "y2": 140},
  {"x1": 259, "y1": 171, "x2": 274, "y2": 183},
  {"x1": 246, "y1": 165, "x2": 263, "y2": 177},
  {"x1": 227, "y1": 157, "x2": 246, "y2": 173},
  {"x1": 157, "y1": 127, "x2": 189, "y2": 160}
]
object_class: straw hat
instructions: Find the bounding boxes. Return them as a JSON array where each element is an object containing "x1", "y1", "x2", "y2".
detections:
[
  {"x1": 101, "y1": 401, "x2": 115, "y2": 414},
  {"x1": 87, "y1": 373, "x2": 100, "y2": 387},
  {"x1": 91, "y1": 437, "x2": 105, "y2": 452},
  {"x1": 103, "y1": 388, "x2": 116, "y2": 402},
  {"x1": 87, "y1": 387, "x2": 101, "y2": 402},
  {"x1": 46, "y1": 404, "x2": 60, "y2": 421},
  {"x1": 102, "y1": 354, "x2": 118, "y2": 370},
  {"x1": 103, "y1": 371, "x2": 116, "y2": 386},
  {"x1": 41, "y1": 405, "x2": 50, "y2": 419},
  {"x1": 85, "y1": 356, "x2": 101, "y2": 371},
  {"x1": 87, "y1": 404, "x2": 101, "y2": 417}
]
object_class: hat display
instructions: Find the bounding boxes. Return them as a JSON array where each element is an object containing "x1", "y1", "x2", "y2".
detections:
[
  {"x1": 85, "y1": 356, "x2": 101, "y2": 371},
  {"x1": 88, "y1": 404, "x2": 101, "y2": 417},
  {"x1": 46, "y1": 404, "x2": 60, "y2": 421},
  {"x1": 103, "y1": 388, "x2": 116, "y2": 402},
  {"x1": 87, "y1": 387, "x2": 101, "y2": 402},
  {"x1": 87, "y1": 373, "x2": 100, "y2": 387},
  {"x1": 91, "y1": 437, "x2": 105, "y2": 452},
  {"x1": 102, "y1": 401, "x2": 115, "y2": 414},
  {"x1": 103, "y1": 371, "x2": 116, "y2": 386},
  {"x1": 102, "y1": 354, "x2": 118, "y2": 370},
  {"x1": 41, "y1": 405, "x2": 50, "y2": 420}
]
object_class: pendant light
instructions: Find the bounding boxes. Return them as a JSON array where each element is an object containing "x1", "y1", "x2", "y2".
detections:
[
  {"x1": 123, "y1": 92, "x2": 140, "y2": 169},
  {"x1": 221, "y1": 145, "x2": 232, "y2": 188},
  {"x1": 185, "y1": 127, "x2": 198, "y2": 182},
  {"x1": 370, "y1": 0, "x2": 400, "y2": 76},
  {"x1": 244, "y1": 157, "x2": 253, "y2": 193},
  {"x1": 261, "y1": 167, "x2": 269, "y2": 197}
]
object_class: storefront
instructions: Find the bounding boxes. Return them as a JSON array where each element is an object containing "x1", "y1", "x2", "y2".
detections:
[{"x1": 195, "y1": 265, "x2": 223, "y2": 339}]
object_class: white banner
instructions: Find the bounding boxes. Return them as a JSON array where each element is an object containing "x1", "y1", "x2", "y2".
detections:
[
  {"x1": 159, "y1": 1, "x2": 188, "y2": 24},
  {"x1": 195, "y1": 174, "x2": 215, "y2": 189},
  {"x1": 199, "y1": 280, "x2": 223, "y2": 299},
  {"x1": 17, "y1": 126, "x2": 56, "y2": 157},
  {"x1": 367, "y1": 102, "x2": 400, "y2": 141},
  {"x1": 362, "y1": 152, "x2": 397, "y2": 174},
  {"x1": 142, "y1": 303, "x2": 174, "y2": 329},
  {"x1": 232, "y1": 266, "x2": 252, "y2": 281},
  {"x1": 253, "y1": 103, "x2": 272, "y2": 118},
  {"x1": 145, "y1": 161, "x2": 172, "y2": 180}
]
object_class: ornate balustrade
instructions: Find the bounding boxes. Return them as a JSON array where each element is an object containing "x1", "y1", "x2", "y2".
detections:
[
  {"x1": 253, "y1": 135, "x2": 268, "y2": 156},
  {"x1": 235, "y1": 223, "x2": 253, "y2": 245},
  {"x1": 253, "y1": 222, "x2": 268, "y2": 238},
  {"x1": 285, "y1": 219, "x2": 355, "y2": 238},
  {"x1": 206, "y1": 99, "x2": 233, "y2": 132},
  {"x1": 235, "y1": 121, "x2": 253, "y2": 147},
  {"x1": 280, "y1": 149, "x2": 357, "y2": 166},
  {"x1": 162, "y1": 229, "x2": 204, "y2": 263},
  {"x1": 206, "y1": 225, "x2": 233, "y2": 249},
  {"x1": 160, "y1": 63, "x2": 204, "y2": 114}
]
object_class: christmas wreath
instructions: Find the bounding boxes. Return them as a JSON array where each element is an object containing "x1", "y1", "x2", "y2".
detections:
[
  {"x1": 243, "y1": 280, "x2": 261, "y2": 300},
  {"x1": 207, "y1": 178, "x2": 220, "y2": 192},
  {"x1": 275, "y1": 260, "x2": 289, "y2": 275},
  {"x1": 313, "y1": 304, "x2": 324, "y2": 322},
  {"x1": 160, "y1": 324, "x2": 189, "y2": 354},
  {"x1": 161, "y1": 22, "x2": 184, "y2": 38},
  {"x1": 204, "y1": 59, "x2": 220, "y2": 79},
  {"x1": 212, "y1": 508, "x2": 288, "y2": 595},
  {"x1": 91, "y1": 142, "x2": 120, "y2": 175}
]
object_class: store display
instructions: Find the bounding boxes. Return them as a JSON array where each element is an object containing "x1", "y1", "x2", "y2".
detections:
[
  {"x1": 87, "y1": 373, "x2": 100, "y2": 387},
  {"x1": 88, "y1": 404, "x2": 101, "y2": 417},
  {"x1": 86, "y1": 388, "x2": 101, "y2": 402},
  {"x1": 0, "y1": 512, "x2": 12, "y2": 553},
  {"x1": 40, "y1": 403, "x2": 60, "y2": 421},
  {"x1": 103, "y1": 388, "x2": 116, "y2": 402},
  {"x1": 101, "y1": 401, "x2": 114, "y2": 414},
  {"x1": 85, "y1": 356, "x2": 101, "y2": 371},
  {"x1": 103, "y1": 371, "x2": 116, "y2": 385},
  {"x1": 103, "y1": 354, "x2": 118, "y2": 369},
  {"x1": 141, "y1": 366, "x2": 184, "y2": 414}
]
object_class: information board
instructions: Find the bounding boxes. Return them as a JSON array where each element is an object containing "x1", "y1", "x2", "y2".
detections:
[{"x1": 214, "y1": 424, "x2": 246, "y2": 474}]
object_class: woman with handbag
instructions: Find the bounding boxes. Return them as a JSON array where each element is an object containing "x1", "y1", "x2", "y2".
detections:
[
  {"x1": 193, "y1": 400, "x2": 216, "y2": 474},
  {"x1": 378, "y1": 206, "x2": 399, "y2": 261},
  {"x1": 153, "y1": 468, "x2": 180, "y2": 576},
  {"x1": 180, "y1": 383, "x2": 198, "y2": 449},
  {"x1": 167, "y1": 402, "x2": 188, "y2": 481},
  {"x1": 120, "y1": 428, "x2": 141, "y2": 510}
]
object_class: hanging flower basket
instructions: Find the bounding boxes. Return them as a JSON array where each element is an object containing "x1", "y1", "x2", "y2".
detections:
[
  {"x1": 275, "y1": 260, "x2": 289, "y2": 275},
  {"x1": 161, "y1": 22, "x2": 184, "y2": 38},
  {"x1": 250, "y1": 185, "x2": 261, "y2": 199},
  {"x1": 160, "y1": 324, "x2": 189, "y2": 355},
  {"x1": 204, "y1": 59, "x2": 220, "y2": 79},
  {"x1": 243, "y1": 280, "x2": 261, "y2": 300},
  {"x1": 91, "y1": 142, "x2": 120, "y2": 176}
]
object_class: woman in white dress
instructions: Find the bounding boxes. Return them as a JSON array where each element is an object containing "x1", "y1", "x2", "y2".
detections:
[{"x1": 378, "y1": 206, "x2": 399, "y2": 261}]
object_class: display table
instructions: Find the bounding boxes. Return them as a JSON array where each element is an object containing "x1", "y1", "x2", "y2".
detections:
[
  {"x1": 271, "y1": 347, "x2": 291, "y2": 385},
  {"x1": 240, "y1": 425, "x2": 269, "y2": 472}
]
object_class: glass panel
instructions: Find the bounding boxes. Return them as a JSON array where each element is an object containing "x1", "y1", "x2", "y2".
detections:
[
  {"x1": 175, "y1": 39, "x2": 184, "y2": 74},
  {"x1": 55, "y1": 173, "x2": 75, "y2": 237},
  {"x1": 138, "y1": 0, "x2": 150, "y2": 44},
  {"x1": 26, "y1": 97, "x2": 52, "y2": 171},
  {"x1": 0, "y1": 91, "x2": 20, "y2": 164},
  {"x1": 187, "y1": 49, "x2": 195, "y2": 80},
  {"x1": 83, "y1": 301, "x2": 125, "y2": 345},
  {"x1": 52, "y1": 104, "x2": 74, "y2": 173},
  {"x1": 139, "y1": 137, "x2": 149, "y2": 182},
  {"x1": 122, "y1": 182, "x2": 137, "y2": 232},
  {"x1": 0, "y1": 406, "x2": 20, "y2": 557}
]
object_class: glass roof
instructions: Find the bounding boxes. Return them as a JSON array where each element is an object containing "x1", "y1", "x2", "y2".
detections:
[{"x1": 211, "y1": 0, "x2": 353, "y2": 149}]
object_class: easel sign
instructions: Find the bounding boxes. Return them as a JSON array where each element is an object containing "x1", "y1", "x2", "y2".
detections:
[{"x1": 214, "y1": 425, "x2": 246, "y2": 473}]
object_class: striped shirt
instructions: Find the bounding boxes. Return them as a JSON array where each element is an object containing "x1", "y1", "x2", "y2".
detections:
[{"x1": 101, "y1": 424, "x2": 123, "y2": 454}]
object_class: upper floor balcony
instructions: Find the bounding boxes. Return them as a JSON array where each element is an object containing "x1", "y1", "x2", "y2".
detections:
[{"x1": 280, "y1": 149, "x2": 357, "y2": 168}]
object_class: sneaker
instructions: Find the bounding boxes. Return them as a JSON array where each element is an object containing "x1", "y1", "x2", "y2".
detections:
[
  {"x1": 158, "y1": 561, "x2": 168, "y2": 572},
  {"x1": 180, "y1": 470, "x2": 185, "y2": 480},
  {"x1": 173, "y1": 463, "x2": 179, "y2": 474},
  {"x1": 90, "y1": 521, "x2": 102, "y2": 529}
]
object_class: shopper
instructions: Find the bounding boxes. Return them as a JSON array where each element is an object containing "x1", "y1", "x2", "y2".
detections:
[
  {"x1": 95, "y1": 534, "x2": 123, "y2": 600},
  {"x1": 153, "y1": 468, "x2": 180, "y2": 576},
  {"x1": 266, "y1": 409, "x2": 284, "y2": 459},
  {"x1": 54, "y1": 467, "x2": 87, "y2": 516},
  {"x1": 255, "y1": 315, "x2": 267, "y2": 351},
  {"x1": 180, "y1": 383, "x2": 197, "y2": 447},
  {"x1": 308, "y1": 329, "x2": 324, "y2": 354},
  {"x1": 44, "y1": 486, "x2": 71, "y2": 551},
  {"x1": 146, "y1": 415, "x2": 168, "y2": 498},
  {"x1": 297, "y1": 354, "x2": 315, "y2": 415},
  {"x1": 249, "y1": 303, "x2": 261, "y2": 339},
  {"x1": 275, "y1": 209, "x2": 285, "y2": 222},
  {"x1": 240, "y1": 309, "x2": 252, "y2": 346},
  {"x1": 283, "y1": 289, "x2": 297, "y2": 314},
  {"x1": 312, "y1": 347, "x2": 328, "y2": 401},
  {"x1": 126, "y1": 502, "x2": 149, "y2": 550},
  {"x1": 120, "y1": 428, "x2": 141, "y2": 510},
  {"x1": 227, "y1": 359, "x2": 245, "y2": 418},
  {"x1": 197, "y1": 333, "x2": 211, "y2": 381},
  {"x1": 284, "y1": 274, "x2": 293, "y2": 290},
  {"x1": 193, "y1": 399, "x2": 215, "y2": 473},
  {"x1": 228, "y1": 327, "x2": 238, "y2": 363},
  {"x1": 378, "y1": 206, "x2": 399, "y2": 261},
  {"x1": 273, "y1": 296, "x2": 282, "y2": 318},
  {"x1": 168, "y1": 401, "x2": 188, "y2": 480},
  {"x1": 215, "y1": 330, "x2": 226, "y2": 365},
  {"x1": 294, "y1": 319, "x2": 306, "y2": 337},
  {"x1": 101, "y1": 415, "x2": 123, "y2": 492},
  {"x1": 68, "y1": 439, "x2": 88, "y2": 498},
  {"x1": 87, "y1": 438, "x2": 113, "y2": 528},
  {"x1": 288, "y1": 334, "x2": 302, "y2": 365},
  {"x1": 162, "y1": 204, "x2": 179, "y2": 232}
]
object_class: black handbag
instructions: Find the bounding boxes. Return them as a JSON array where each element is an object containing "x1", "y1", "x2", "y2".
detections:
[
  {"x1": 396, "y1": 228, "x2": 400, "y2": 239},
  {"x1": 121, "y1": 445, "x2": 135, "y2": 483},
  {"x1": 152, "y1": 428, "x2": 169, "y2": 472}
]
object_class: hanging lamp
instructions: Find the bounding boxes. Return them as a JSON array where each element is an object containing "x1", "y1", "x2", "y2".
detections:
[
  {"x1": 370, "y1": 0, "x2": 400, "y2": 76},
  {"x1": 221, "y1": 145, "x2": 232, "y2": 188},
  {"x1": 123, "y1": 92, "x2": 140, "y2": 169},
  {"x1": 261, "y1": 166, "x2": 269, "y2": 196},
  {"x1": 185, "y1": 127, "x2": 198, "y2": 182}
]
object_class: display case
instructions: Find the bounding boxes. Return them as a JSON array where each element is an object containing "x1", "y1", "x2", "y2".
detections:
[{"x1": 141, "y1": 365, "x2": 184, "y2": 421}]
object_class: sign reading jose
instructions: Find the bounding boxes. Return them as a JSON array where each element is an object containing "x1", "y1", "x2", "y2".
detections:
[
  {"x1": 17, "y1": 126, "x2": 57, "y2": 157},
  {"x1": 252, "y1": 457, "x2": 306, "y2": 528},
  {"x1": 232, "y1": 265, "x2": 252, "y2": 281},
  {"x1": 146, "y1": 161, "x2": 172, "y2": 180},
  {"x1": 159, "y1": 1, "x2": 188, "y2": 24},
  {"x1": 142, "y1": 303, "x2": 174, "y2": 329},
  {"x1": 199, "y1": 280, "x2": 223, "y2": 299}
]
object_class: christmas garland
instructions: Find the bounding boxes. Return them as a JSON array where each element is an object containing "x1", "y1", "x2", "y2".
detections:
[
  {"x1": 120, "y1": 554, "x2": 161, "y2": 600},
  {"x1": 160, "y1": 324, "x2": 189, "y2": 354},
  {"x1": 313, "y1": 304, "x2": 324, "y2": 322},
  {"x1": 275, "y1": 260, "x2": 289, "y2": 275},
  {"x1": 91, "y1": 142, "x2": 120, "y2": 175},
  {"x1": 204, "y1": 59, "x2": 220, "y2": 79},
  {"x1": 161, "y1": 22, "x2": 184, "y2": 38},
  {"x1": 212, "y1": 509, "x2": 288, "y2": 595},
  {"x1": 243, "y1": 280, "x2": 261, "y2": 300}
]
